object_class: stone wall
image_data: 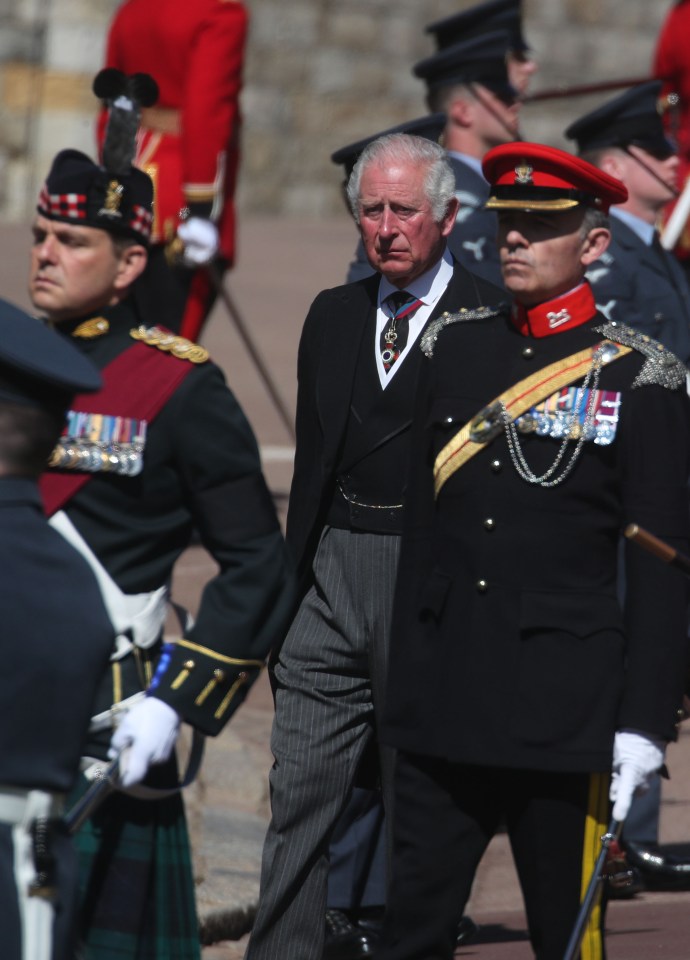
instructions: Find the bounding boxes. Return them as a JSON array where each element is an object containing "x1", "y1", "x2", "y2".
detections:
[{"x1": 0, "y1": 0, "x2": 674, "y2": 222}]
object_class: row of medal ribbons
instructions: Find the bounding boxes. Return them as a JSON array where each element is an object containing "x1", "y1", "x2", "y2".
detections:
[
  {"x1": 514, "y1": 388, "x2": 621, "y2": 446},
  {"x1": 48, "y1": 411, "x2": 147, "y2": 476}
]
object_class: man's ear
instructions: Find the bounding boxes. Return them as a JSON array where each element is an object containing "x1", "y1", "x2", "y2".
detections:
[
  {"x1": 581, "y1": 227, "x2": 611, "y2": 266},
  {"x1": 597, "y1": 151, "x2": 625, "y2": 182},
  {"x1": 446, "y1": 93, "x2": 473, "y2": 129},
  {"x1": 114, "y1": 244, "x2": 148, "y2": 294},
  {"x1": 440, "y1": 196, "x2": 460, "y2": 237}
]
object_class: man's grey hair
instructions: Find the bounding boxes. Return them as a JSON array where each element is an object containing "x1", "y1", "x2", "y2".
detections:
[
  {"x1": 346, "y1": 133, "x2": 456, "y2": 224},
  {"x1": 580, "y1": 204, "x2": 609, "y2": 237}
]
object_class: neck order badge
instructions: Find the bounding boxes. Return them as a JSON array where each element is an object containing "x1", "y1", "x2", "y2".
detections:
[{"x1": 381, "y1": 291, "x2": 422, "y2": 371}]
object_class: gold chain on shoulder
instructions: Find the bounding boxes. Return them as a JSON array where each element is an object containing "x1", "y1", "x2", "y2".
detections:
[{"x1": 129, "y1": 325, "x2": 209, "y2": 364}]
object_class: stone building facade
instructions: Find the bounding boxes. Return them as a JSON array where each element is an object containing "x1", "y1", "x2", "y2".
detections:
[{"x1": 0, "y1": 0, "x2": 673, "y2": 222}]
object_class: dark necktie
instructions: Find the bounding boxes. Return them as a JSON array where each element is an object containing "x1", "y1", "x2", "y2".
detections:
[
  {"x1": 652, "y1": 231, "x2": 677, "y2": 283},
  {"x1": 380, "y1": 291, "x2": 422, "y2": 371}
]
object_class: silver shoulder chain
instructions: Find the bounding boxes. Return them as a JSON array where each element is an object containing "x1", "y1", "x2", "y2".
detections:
[
  {"x1": 420, "y1": 305, "x2": 502, "y2": 358},
  {"x1": 593, "y1": 321, "x2": 686, "y2": 391},
  {"x1": 501, "y1": 344, "x2": 607, "y2": 487}
]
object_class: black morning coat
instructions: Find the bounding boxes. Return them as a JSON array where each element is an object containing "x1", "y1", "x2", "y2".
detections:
[
  {"x1": 285, "y1": 260, "x2": 505, "y2": 602},
  {"x1": 381, "y1": 302, "x2": 690, "y2": 774}
]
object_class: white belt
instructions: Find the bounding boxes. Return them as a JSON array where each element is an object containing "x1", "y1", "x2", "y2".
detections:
[
  {"x1": 0, "y1": 788, "x2": 65, "y2": 960},
  {"x1": 49, "y1": 511, "x2": 169, "y2": 660},
  {"x1": 0, "y1": 787, "x2": 64, "y2": 826}
]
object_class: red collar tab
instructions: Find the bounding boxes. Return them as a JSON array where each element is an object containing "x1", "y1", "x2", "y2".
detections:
[{"x1": 511, "y1": 284, "x2": 597, "y2": 338}]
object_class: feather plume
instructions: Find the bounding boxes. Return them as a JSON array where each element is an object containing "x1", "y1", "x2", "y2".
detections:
[{"x1": 93, "y1": 69, "x2": 159, "y2": 176}]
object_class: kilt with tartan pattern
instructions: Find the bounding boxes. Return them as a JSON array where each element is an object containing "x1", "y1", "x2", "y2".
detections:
[{"x1": 70, "y1": 768, "x2": 200, "y2": 960}]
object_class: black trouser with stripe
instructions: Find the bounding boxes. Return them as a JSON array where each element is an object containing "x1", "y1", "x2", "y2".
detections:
[{"x1": 378, "y1": 753, "x2": 609, "y2": 960}]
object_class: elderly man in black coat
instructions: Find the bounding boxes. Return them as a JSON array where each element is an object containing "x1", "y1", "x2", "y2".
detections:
[{"x1": 245, "y1": 133, "x2": 504, "y2": 960}]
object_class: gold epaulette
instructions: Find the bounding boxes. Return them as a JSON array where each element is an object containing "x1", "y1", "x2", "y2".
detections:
[
  {"x1": 72, "y1": 316, "x2": 110, "y2": 338},
  {"x1": 129, "y1": 325, "x2": 209, "y2": 364}
]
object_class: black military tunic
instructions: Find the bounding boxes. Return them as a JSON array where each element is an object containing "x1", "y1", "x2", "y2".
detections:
[
  {"x1": 0, "y1": 477, "x2": 113, "y2": 960},
  {"x1": 383, "y1": 304, "x2": 690, "y2": 770},
  {"x1": 40, "y1": 298, "x2": 294, "y2": 959},
  {"x1": 43, "y1": 299, "x2": 294, "y2": 744},
  {"x1": 377, "y1": 293, "x2": 690, "y2": 960}
]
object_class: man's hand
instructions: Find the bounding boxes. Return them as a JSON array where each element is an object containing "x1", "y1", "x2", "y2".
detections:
[
  {"x1": 109, "y1": 696, "x2": 180, "y2": 787},
  {"x1": 177, "y1": 217, "x2": 220, "y2": 266},
  {"x1": 609, "y1": 730, "x2": 665, "y2": 822}
]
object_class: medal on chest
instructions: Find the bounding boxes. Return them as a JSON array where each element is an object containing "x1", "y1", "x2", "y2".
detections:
[{"x1": 48, "y1": 411, "x2": 147, "y2": 476}]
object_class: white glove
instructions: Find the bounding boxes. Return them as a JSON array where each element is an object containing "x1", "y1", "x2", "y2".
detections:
[
  {"x1": 177, "y1": 217, "x2": 220, "y2": 266},
  {"x1": 609, "y1": 730, "x2": 665, "y2": 822},
  {"x1": 109, "y1": 696, "x2": 180, "y2": 788}
]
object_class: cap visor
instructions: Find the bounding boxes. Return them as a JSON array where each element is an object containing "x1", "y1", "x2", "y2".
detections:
[{"x1": 484, "y1": 197, "x2": 582, "y2": 211}]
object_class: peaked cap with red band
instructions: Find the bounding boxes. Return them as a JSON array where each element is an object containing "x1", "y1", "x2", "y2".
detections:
[{"x1": 482, "y1": 142, "x2": 628, "y2": 213}]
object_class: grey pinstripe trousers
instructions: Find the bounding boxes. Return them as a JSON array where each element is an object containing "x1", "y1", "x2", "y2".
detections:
[{"x1": 245, "y1": 526, "x2": 400, "y2": 960}]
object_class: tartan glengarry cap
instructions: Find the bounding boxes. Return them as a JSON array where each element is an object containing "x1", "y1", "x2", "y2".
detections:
[
  {"x1": 37, "y1": 149, "x2": 154, "y2": 243},
  {"x1": 482, "y1": 142, "x2": 628, "y2": 213}
]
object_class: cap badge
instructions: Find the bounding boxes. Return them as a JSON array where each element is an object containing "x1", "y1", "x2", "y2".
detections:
[
  {"x1": 101, "y1": 179, "x2": 124, "y2": 218},
  {"x1": 514, "y1": 162, "x2": 533, "y2": 185},
  {"x1": 658, "y1": 91, "x2": 680, "y2": 116}
]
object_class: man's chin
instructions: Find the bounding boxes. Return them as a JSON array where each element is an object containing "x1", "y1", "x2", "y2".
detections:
[
  {"x1": 376, "y1": 258, "x2": 413, "y2": 281},
  {"x1": 501, "y1": 271, "x2": 532, "y2": 295},
  {"x1": 29, "y1": 287, "x2": 50, "y2": 313},
  {"x1": 29, "y1": 290, "x2": 64, "y2": 322}
]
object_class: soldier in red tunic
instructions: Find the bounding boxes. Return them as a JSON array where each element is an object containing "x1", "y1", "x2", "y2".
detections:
[
  {"x1": 98, "y1": 0, "x2": 249, "y2": 341},
  {"x1": 653, "y1": 0, "x2": 690, "y2": 273}
]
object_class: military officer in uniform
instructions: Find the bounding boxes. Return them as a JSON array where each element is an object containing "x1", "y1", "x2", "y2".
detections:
[
  {"x1": 99, "y1": 0, "x2": 249, "y2": 341},
  {"x1": 566, "y1": 79, "x2": 690, "y2": 367},
  {"x1": 566, "y1": 79, "x2": 690, "y2": 892},
  {"x1": 244, "y1": 133, "x2": 504, "y2": 960},
  {"x1": 423, "y1": 0, "x2": 538, "y2": 97},
  {"x1": 29, "y1": 97, "x2": 294, "y2": 958},
  {"x1": 418, "y1": 0, "x2": 538, "y2": 285},
  {"x1": 377, "y1": 143, "x2": 690, "y2": 960},
  {"x1": 413, "y1": 30, "x2": 522, "y2": 287},
  {"x1": 654, "y1": 0, "x2": 690, "y2": 276},
  {"x1": 0, "y1": 298, "x2": 113, "y2": 960}
]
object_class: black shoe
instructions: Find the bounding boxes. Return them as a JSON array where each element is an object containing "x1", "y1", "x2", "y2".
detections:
[
  {"x1": 625, "y1": 841, "x2": 690, "y2": 891},
  {"x1": 324, "y1": 909, "x2": 376, "y2": 960},
  {"x1": 355, "y1": 906, "x2": 384, "y2": 939},
  {"x1": 456, "y1": 915, "x2": 479, "y2": 945}
]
